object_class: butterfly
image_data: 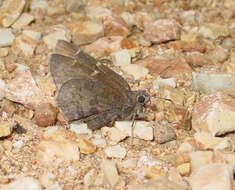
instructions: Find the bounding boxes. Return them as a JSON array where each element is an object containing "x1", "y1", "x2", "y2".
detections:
[{"x1": 49, "y1": 40, "x2": 150, "y2": 130}]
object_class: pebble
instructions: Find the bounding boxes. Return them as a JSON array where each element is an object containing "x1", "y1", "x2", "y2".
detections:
[
  {"x1": 34, "y1": 103, "x2": 58, "y2": 127},
  {"x1": 107, "y1": 127, "x2": 128, "y2": 144},
  {"x1": 154, "y1": 124, "x2": 176, "y2": 144},
  {"x1": 198, "y1": 23, "x2": 229, "y2": 40},
  {"x1": 128, "y1": 176, "x2": 187, "y2": 190},
  {"x1": 0, "y1": 48, "x2": 9, "y2": 57},
  {"x1": 39, "y1": 173, "x2": 55, "y2": 188},
  {"x1": 1, "y1": 176, "x2": 42, "y2": 190},
  {"x1": 86, "y1": 6, "x2": 112, "y2": 21},
  {"x1": 83, "y1": 168, "x2": 97, "y2": 186},
  {"x1": 121, "y1": 64, "x2": 149, "y2": 80},
  {"x1": 101, "y1": 160, "x2": 119, "y2": 188},
  {"x1": 115, "y1": 121, "x2": 153, "y2": 140},
  {"x1": 67, "y1": 20, "x2": 104, "y2": 45},
  {"x1": 12, "y1": 13, "x2": 34, "y2": 29},
  {"x1": 5, "y1": 64, "x2": 51, "y2": 109},
  {"x1": 64, "y1": 0, "x2": 86, "y2": 13},
  {"x1": 13, "y1": 35, "x2": 37, "y2": 57},
  {"x1": 189, "y1": 151, "x2": 213, "y2": 172},
  {"x1": 177, "y1": 163, "x2": 191, "y2": 176},
  {"x1": 152, "y1": 77, "x2": 176, "y2": 90},
  {"x1": 69, "y1": 122, "x2": 92, "y2": 135},
  {"x1": 111, "y1": 49, "x2": 131, "y2": 67},
  {"x1": 105, "y1": 144, "x2": 127, "y2": 159},
  {"x1": 0, "y1": 28, "x2": 15, "y2": 47},
  {"x1": 0, "y1": 0, "x2": 26, "y2": 27},
  {"x1": 194, "y1": 132, "x2": 230, "y2": 150},
  {"x1": 0, "y1": 78, "x2": 5, "y2": 100},
  {"x1": 0, "y1": 121, "x2": 14, "y2": 138},
  {"x1": 144, "y1": 19, "x2": 180, "y2": 43},
  {"x1": 192, "y1": 72, "x2": 235, "y2": 94},
  {"x1": 37, "y1": 128, "x2": 80, "y2": 164},
  {"x1": 43, "y1": 26, "x2": 71, "y2": 49},
  {"x1": 77, "y1": 137, "x2": 96, "y2": 154},
  {"x1": 192, "y1": 92, "x2": 235, "y2": 136},
  {"x1": 159, "y1": 86, "x2": 185, "y2": 105},
  {"x1": 92, "y1": 137, "x2": 106, "y2": 148},
  {"x1": 103, "y1": 15, "x2": 130, "y2": 36},
  {"x1": 190, "y1": 163, "x2": 232, "y2": 190},
  {"x1": 22, "y1": 30, "x2": 42, "y2": 43}
]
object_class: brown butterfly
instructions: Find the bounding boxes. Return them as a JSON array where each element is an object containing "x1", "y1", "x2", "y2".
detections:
[{"x1": 49, "y1": 40, "x2": 150, "y2": 130}]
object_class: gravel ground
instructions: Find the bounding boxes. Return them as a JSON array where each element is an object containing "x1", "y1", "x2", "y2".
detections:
[{"x1": 0, "y1": 0, "x2": 234, "y2": 190}]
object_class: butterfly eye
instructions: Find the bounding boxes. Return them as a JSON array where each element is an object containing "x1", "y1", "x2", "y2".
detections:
[{"x1": 138, "y1": 95, "x2": 145, "y2": 103}]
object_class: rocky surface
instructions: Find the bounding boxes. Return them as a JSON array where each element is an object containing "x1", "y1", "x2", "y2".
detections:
[{"x1": 0, "y1": 0, "x2": 234, "y2": 189}]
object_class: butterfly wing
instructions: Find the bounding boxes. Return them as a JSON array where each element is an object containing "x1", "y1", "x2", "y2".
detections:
[
  {"x1": 56, "y1": 78, "x2": 126, "y2": 124},
  {"x1": 50, "y1": 40, "x2": 131, "y2": 93}
]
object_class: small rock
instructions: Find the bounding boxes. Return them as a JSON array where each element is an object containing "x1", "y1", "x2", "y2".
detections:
[
  {"x1": 111, "y1": 49, "x2": 131, "y2": 67},
  {"x1": 198, "y1": 23, "x2": 229, "y2": 40},
  {"x1": 145, "y1": 166, "x2": 166, "y2": 179},
  {"x1": 186, "y1": 53, "x2": 211, "y2": 67},
  {"x1": 222, "y1": 61, "x2": 235, "y2": 74},
  {"x1": 158, "y1": 86, "x2": 185, "y2": 105},
  {"x1": 0, "y1": 121, "x2": 14, "y2": 138},
  {"x1": 194, "y1": 132, "x2": 230, "y2": 150},
  {"x1": 134, "y1": 11, "x2": 154, "y2": 30},
  {"x1": 177, "y1": 142, "x2": 195, "y2": 154},
  {"x1": 190, "y1": 163, "x2": 232, "y2": 190},
  {"x1": 12, "y1": 35, "x2": 37, "y2": 57},
  {"x1": 34, "y1": 103, "x2": 58, "y2": 127},
  {"x1": 67, "y1": 21, "x2": 104, "y2": 46},
  {"x1": 105, "y1": 144, "x2": 127, "y2": 159},
  {"x1": 43, "y1": 25, "x2": 71, "y2": 49},
  {"x1": 69, "y1": 122, "x2": 92, "y2": 135},
  {"x1": 37, "y1": 127, "x2": 80, "y2": 164},
  {"x1": 177, "y1": 163, "x2": 191, "y2": 176},
  {"x1": 154, "y1": 124, "x2": 176, "y2": 144},
  {"x1": 92, "y1": 137, "x2": 106, "y2": 148},
  {"x1": 0, "y1": 0, "x2": 26, "y2": 27},
  {"x1": 0, "y1": 48, "x2": 9, "y2": 57},
  {"x1": 83, "y1": 168, "x2": 97, "y2": 186},
  {"x1": 169, "y1": 41, "x2": 206, "y2": 53},
  {"x1": 83, "y1": 36, "x2": 123, "y2": 58},
  {"x1": 192, "y1": 72, "x2": 235, "y2": 94},
  {"x1": 208, "y1": 47, "x2": 229, "y2": 63},
  {"x1": 143, "y1": 57, "x2": 193, "y2": 78},
  {"x1": 39, "y1": 173, "x2": 55, "y2": 188},
  {"x1": 64, "y1": 0, "x2": 86, "y2": 13},
  {"x1": 103, "y1": 15, "x2": 130, "y2": 36},
  {"x1": 192, "y1": 92, "x2": 235, "y2": 136},
  {"x1": 152, "y1": 77, "x2": 176, "y2": 90},
  {"x1": 0, "y1": 28, "x2": 15, "y2": 47},
  {"x1": 47, "y1": 6, "x2": 65, "y2": 16},
  {"x1": 174, "y1": 154, "x2": 191, "y2": 166},
  {"x1": 144, "y1": 19, "x2": 180, "y2": 43},
  {"x1": 115, "y1": 121, "x2": 153, "y2": 140},
  {"x1": 120, "y1": 158, "x2": 137, "y2": 169},
  {"x1": 12, "y1": 13, "x2": 34, "y2": 29},
  {"x1": 0, "y1": 176, "x2": 42, "y2": 190},
  {"x1": 30, "y1": 0, "x2": 48, "y2": 20},
  {"x1": 101, "y1": 160, "x2": 119, "y2": 188},
  {"x1": 22, "y1": 30, "x2": 42, "y2": 43},
  {"x1": 133, "y1": 121, "x2": 153, "y2": 141},
  {"x1": 189, "y1": 151, "x2": 213, "y2": 172},
  {"x1": 107, "y1": 127, "x2": 128, "y2": 144},
  {"x1": 77, "y1": 137, "x2": 96, "y2": 154},
  {"x1": 128, "y1": 176, "x2": 187, "y2": 190},
  {"x1": 5, "y1": 65, "x2": 51, "y2": 109},
  {"x1": 85, "y1": 6, "x2": 112, "y2": 21},
  {"x1": 0, "y1": 79, "x2": 5, "y2": 100},
  {"x1": 121, "y1": 12, "x2": 135, "y2": 27},
  {"x1": 121, "y1": 64, "x2": 149, "y2": 80}
]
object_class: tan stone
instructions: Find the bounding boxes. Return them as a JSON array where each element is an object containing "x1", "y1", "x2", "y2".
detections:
[
  {"x1": 66, "y1": 21, "x2": 104, "y2": 46},
  {"x1": 177, "y1": 163, "x2": 191, "y2": 176},
  {"x1": 11, "y1": 13, "x2": 34, "y2": 29},
  {"x1": 101, "y1": 160, "x2": 119, "y2": 188},
  {"x1": 0, "y1": 121, "x2": 14, "y2": 138},
  {"x1": 190, "y1": 163, "x2": 232, "y2": 190},
  {"x1": 77, "y1": 137, "x2": 96, "y2": 154},
  {"x1": 144, "y1": 19, "x2": 180, "y2": 43},
  {"x1": 0, "y1": 0, "x2": 26, "y2": 27},
  {"x1": 189, "y1": 151, "x2": 213, "y2": 172},
  {"x1": 192, "y1": 92, "x2": 235, "y2": 136}
]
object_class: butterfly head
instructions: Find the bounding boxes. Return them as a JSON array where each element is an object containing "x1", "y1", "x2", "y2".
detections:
[{"x1": 135, "y1": 90, "x2": 150, "y2": 107}]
